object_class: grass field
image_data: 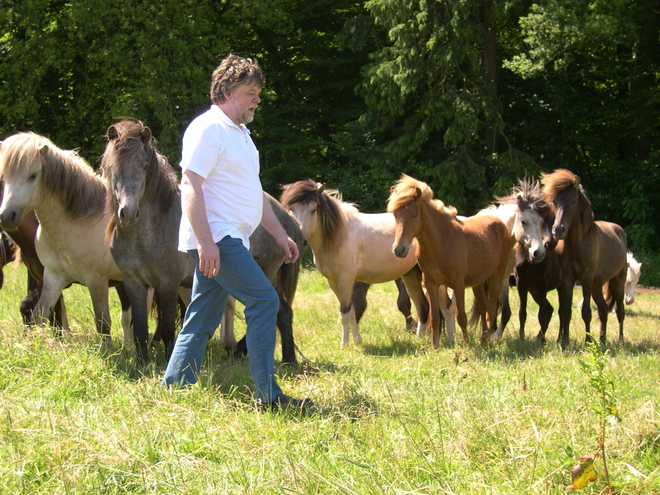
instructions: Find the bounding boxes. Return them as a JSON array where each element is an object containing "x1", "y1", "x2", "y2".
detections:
[{"x1": 0, "y1": 262, "x2": 658, "y2": 494}]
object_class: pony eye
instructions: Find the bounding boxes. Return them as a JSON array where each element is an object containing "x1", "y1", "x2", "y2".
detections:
[{"x1": 28, "y1": 172, "x2": 38, "y2": 181}]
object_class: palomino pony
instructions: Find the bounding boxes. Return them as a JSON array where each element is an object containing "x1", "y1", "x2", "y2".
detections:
[
  {"x1": 480, "y1": 179, "x2": 551, "y2": 338},
  {"x1": 0, "y1": 132, "x2": 125, "y2": 342},
  {"x1": 280, "y1": 179, "x2": 433, "y2": 345},
  {"x1": 388, "y1": 175, "x2": 511, "y2": 347},
  {"x1": 102, "y1": 121, "x2": 194, "y2": 362},
  {"x1": 541, "y1": 169, "x2": 627, "y2": 347}
]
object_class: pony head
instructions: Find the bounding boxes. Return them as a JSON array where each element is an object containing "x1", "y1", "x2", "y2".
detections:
[
  {"x1": 281, "y1": 179, "x2": 348, "y2": 253},
  {"x1": 541, "y1": 169, "x2": 594, "y2": 240},
  {"x1": 0, "y1": 132, "x2": 103, "y2": 230},
  {"x1": 387, "y1": 175, "x2": 435, "y2": 258},
  {"x1": 496, "y1": 178, "x2": 551, "y2": 263},
  {"x1": 102, "y1": 120, "x2": 177, "y2": 237}
]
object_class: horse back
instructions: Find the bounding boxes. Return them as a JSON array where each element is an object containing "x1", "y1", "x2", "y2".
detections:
[
  {"x1": 594, "y1": 220, "x2": 627, "y2": 283},
  {"x1": 461, "y1": 214, "x2": 511, "y2": 286}
]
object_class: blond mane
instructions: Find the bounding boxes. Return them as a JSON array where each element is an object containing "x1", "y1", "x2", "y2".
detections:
[
  {"x1": 387, "y1": 174, "x2": 457, "y2": 216},
  {"x1": 0, "y1": 132, "x2": 106, "y2": 220}
]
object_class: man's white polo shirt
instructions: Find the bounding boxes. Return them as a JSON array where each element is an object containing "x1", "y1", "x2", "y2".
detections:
[{"x1": 178, "y1": 105, "x2": 263, "y2": 251}]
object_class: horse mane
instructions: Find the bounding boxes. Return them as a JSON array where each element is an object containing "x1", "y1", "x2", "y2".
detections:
[
  {"x1": 541, "y1": 169, "x2": 594, "y2": 228},
  {"x1": 280, "y1": 179, "x2": 353, "y2": 252},
  {"x1": 0, "y1": 132, "x2": 105, "y2": 220},
  {"x1": 496, "y1": 178, "x2": 552, "y2": 217},
  {"x1": 101, "y1": 120, "x2": 179, "y2": 235},
  {"x1": 387, "y1": 174, "x2": 457, "y2": 216}
]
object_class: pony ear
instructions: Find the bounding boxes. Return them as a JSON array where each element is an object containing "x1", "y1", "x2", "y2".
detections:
[
  {"x1": 414, "y1": 187, "x2": 422, "y2": 199},
  {"x1": 316, "y1": 183, "x2": 326, "y2": 194},
  {"x1": 107, "y1": 125, "x2": 119, "y2": 141},
  {"x1": 572, "y1": 175, "x2": 580, "y2": 188},
  {"x1": 140, "y1": 126, "x2": 152, "y2": 144},
  {"x1": 39, "y1": 144, "x2": 49, "y2": 156}
]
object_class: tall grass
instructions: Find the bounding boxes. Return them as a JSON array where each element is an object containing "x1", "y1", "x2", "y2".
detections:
[{"x1": 0, "y1": 262, "x2": 658, "y2": 494}]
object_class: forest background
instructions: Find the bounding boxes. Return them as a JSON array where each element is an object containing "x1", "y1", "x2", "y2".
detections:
[{"x1": 1, "y1": 0, "x2": 659, "y2": 282}]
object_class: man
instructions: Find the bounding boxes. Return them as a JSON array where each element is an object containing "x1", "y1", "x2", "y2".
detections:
[{"x1": 163, "y1": 54, "x2": 311, "y2": 412}]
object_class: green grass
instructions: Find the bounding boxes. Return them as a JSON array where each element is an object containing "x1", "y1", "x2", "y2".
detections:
[{"x1": 0, "y1": 262, "x2": 659, "y2": 494}]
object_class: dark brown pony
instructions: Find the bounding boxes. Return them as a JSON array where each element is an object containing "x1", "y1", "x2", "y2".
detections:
[
  {"x1": 541, "y1": 169, "x2": 627, "y2": 347},
  {"x1": 388, "y1": 175, "x2": 511, "y2": 347}
]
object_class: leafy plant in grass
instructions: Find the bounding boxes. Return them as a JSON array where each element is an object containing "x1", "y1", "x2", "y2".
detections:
[{"x1": 568, "y1": 342, "x2": 621, "y2": 492}]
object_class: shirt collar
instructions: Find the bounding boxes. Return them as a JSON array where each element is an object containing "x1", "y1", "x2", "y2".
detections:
[{"x1": 211, "y1": 104, "x2": 250, "y2": 135}]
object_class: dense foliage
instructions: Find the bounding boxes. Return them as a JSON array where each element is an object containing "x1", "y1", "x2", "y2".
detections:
[{"x1": 1, "y1": 0, "x2": 658, "y2": 250}]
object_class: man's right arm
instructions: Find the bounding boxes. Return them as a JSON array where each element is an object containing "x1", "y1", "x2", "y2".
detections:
[{"x1": 181, "y1": 169, "x2": 219, "y2": 277}]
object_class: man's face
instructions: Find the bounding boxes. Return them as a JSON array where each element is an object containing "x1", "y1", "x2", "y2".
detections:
[{"x1": 225, "y1": 81, "x2": 261, "y2": 125}]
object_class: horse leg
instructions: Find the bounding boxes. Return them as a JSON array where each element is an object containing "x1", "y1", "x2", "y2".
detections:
[
  {"x1": 221, "y1": 296, "x2": 239, "y2": 352},
  {"x1": 425, "y1": 284, "x2": 442, "y2": 348},
  {"x1": 439, "y1": 286, "x2": 456, "y2": 345},
  {"x1": 154, "y1": 284, "x2": 179, "y2": 362},
  {"x1": 116, "y1": 278, "x2": 149, "y2": 361},
  {"x1": 493, "y1": 278, "x2": 511, "y2": 339},
  {"x1": 351, "y1": 282, "x2": 370, "y2": 324},
  {"x1": 453, "y1": 285, "x2": 469, "y2": 344},
  {"x1": 330, "y1": 278, "x2": 361, "y2": 345},
  {"x1": 114, "y1": 283, "x2": 133, "y2": 345},
  {"x1": 518, "y1": 286, "x2": 528, "y2": 341},
  {"x1": 34, "y1": 271, "x2": 69, "y2": 336},
  {"x1": 394, "y1": 278, "x2": 414, "y2": 329},
  {"x1": 579, "y1": 276, "x2": 594, "y2": 344},
  {"x1": 276, "y1": 292, "x2": 296, "y2": 364},
  {"x1": 557, "y1": 281, "x2": 574, "y2": 350},
  {"x1": 591, "y1": 282, "x2": 609, "y2": 345},
  {"x1": 401, "y1": 267, "x2": 430, "y2": 338}
]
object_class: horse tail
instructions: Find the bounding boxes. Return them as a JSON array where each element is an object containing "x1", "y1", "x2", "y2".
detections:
[
  {"x1": 605, "y1": 281, "x2": 616, "y2": 312},
  {"x1": 276, "y1": 257, "x2": 301, "y2": 305},
  {"x1": 468, "y1": 298, "x2": 482, "y2": 330}
]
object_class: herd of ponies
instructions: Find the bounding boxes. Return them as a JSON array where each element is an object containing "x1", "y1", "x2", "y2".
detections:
[{"x1": 0, "y1": 122, "x2": 643, "y2": 366}]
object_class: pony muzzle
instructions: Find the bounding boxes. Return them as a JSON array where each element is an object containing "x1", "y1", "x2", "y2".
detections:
[{"x1": 393, "y1": 243, "x2": 409, "y2": 258}]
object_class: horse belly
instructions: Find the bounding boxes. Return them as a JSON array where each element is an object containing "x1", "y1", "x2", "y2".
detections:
[
  {"x1": 354, "y1": 237, "x2": 418, "y2": 284},
  {"x1": 593, "y1": 222, "x2": 627, "y2": 282}
]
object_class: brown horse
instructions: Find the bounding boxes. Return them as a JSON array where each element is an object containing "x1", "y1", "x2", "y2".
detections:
[
  {"x1": 388, "y1": 175, "x2": 511, "y2": 347},
  {"x1": 541, "y1": 169, "x2": 627, "y2": 347}
]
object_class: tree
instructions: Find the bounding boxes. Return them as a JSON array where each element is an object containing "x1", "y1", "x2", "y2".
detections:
[{"x1": 504, "y1": 0, "x2": 660, "y2": 249}]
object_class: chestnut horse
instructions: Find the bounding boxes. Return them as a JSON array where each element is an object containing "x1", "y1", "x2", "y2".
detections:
[
  {"x1": 541, "y1": 169, "x2": 627, "y2": 347},
  {"x1": 388, "y1": 175, "x2": 511, "y2": 347},
  {"x1": 281, "y1": 179, "x2": 435, "y2": 346}
]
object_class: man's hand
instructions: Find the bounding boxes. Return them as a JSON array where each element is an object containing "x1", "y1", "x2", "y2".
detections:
[{"x1": 198, "y1": 239, "x2": 220, "y2": 277}]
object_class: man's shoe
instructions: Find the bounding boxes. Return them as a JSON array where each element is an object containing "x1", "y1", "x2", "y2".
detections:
[{"x1": 261, "y1": 394, "x2": 314, "y2": 412}]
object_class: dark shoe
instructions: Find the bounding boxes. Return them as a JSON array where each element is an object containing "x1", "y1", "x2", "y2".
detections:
[{"x1": 260, "y1": 394, "x2": 314, "y2": 413}]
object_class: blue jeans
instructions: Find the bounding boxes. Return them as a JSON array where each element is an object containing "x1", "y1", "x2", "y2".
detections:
[{"x1": 163, "y1": 236, "x2": 282, "y2": 402}]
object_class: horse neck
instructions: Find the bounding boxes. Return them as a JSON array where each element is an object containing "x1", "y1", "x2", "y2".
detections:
[
  {"x1": 416, "y1": 200, "x2": 454, "y2": 253},
  {"x1": 494, "y1": 204, "x2": 517, "y2": 239}
]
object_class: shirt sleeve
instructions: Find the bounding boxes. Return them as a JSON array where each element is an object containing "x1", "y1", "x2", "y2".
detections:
[{"x1": 180, "y1": 120, "x2": 222, "y2": 179}]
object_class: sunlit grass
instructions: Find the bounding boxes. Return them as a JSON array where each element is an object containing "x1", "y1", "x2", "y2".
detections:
[{"x1": 0, "y1": 262, "x2": 658, "y2": 494}]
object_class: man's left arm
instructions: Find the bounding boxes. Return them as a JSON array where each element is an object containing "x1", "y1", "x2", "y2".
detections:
[{"x1": 260, "y1": 192, "x2": 299, "y2": 264}]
